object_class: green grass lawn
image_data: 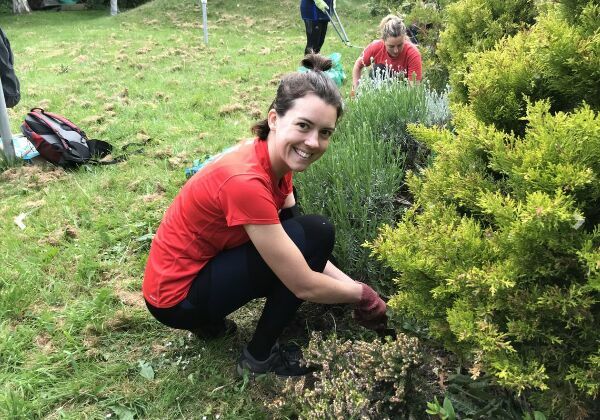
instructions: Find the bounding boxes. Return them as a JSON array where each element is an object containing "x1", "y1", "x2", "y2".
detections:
[{"x1": 0, "y1": 0, "x2": 381, "y2": 417}]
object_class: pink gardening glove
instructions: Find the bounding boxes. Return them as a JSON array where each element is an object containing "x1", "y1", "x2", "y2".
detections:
[
  {"x1": 354, "y1": 283, "x2": 387, "y2": 330},
  {"x1": 353, "y1": 309, "x2": 388, "y2": 330}
]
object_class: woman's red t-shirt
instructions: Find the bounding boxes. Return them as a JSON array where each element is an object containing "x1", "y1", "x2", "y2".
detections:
[
  {"x1": 360, "y1": 39, "x2": 422, "y2": 82},
  {"x1": 143, "y1": 138, "x2": 293, "y2": 308}
]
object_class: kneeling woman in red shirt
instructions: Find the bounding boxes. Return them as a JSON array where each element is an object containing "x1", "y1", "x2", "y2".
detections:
[
  {"x1": 143, "y1": 54, "x2": 387, "y2": 377},
  {"x1": 352, "y1": 14, "x2": 422, "y2": 94}
]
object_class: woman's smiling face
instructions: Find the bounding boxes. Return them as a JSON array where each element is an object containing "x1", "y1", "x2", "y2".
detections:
[{"x1": 267, "y1": 93, "x2": 337, "y2": 178}]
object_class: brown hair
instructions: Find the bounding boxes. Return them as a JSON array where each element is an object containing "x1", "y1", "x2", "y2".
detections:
[
  {"x1": 251, "y1": 53, "x2": 344, "y2": 140},
  {"x1": 379, "y1": 14, "x2": 407, "y2": 40}
]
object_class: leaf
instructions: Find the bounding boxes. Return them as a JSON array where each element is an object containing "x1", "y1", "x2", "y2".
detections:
[
  {"x1": 109, "y1": 405, "x2": 135, "y2": 420},
  {"x1": 135, "y1": 233, "x2": 154, "y2": 242},
  {"x1": 443, "y1": 397, "x2": 456, "y2": 420},
  {"x1": 138, "y1": 360, "x2": 155, "y2": 380}
]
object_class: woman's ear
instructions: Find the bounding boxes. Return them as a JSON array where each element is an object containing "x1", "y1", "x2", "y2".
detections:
[{"x1": 267, "y1": 109, "x2": 277, "y2": 131}]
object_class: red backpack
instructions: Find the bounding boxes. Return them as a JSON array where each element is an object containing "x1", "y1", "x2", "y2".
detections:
[{"x1": 20, "y1": 108, "x2": 113, "y2": 168}]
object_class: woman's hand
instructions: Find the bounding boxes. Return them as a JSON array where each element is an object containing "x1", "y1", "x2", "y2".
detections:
[
  {"x1": 353, "y1": 283, "x2": 387, "y2": 330},
  {"x1": 353, "y1": 309, "x2": 387, "y2": 330}
]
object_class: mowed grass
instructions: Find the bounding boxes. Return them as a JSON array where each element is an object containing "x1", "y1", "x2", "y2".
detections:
[{"x1": 0, "y1": 0, "x2": 379, "y2": 418}]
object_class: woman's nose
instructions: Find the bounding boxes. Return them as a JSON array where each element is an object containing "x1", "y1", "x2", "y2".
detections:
[{"x1": 305, "y1": 131, "x2": 319, "y2": 147}]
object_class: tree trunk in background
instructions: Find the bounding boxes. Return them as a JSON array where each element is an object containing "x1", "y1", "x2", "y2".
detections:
[{"x1": 13, "y1": 0, "x2": 31, "y2": 14}]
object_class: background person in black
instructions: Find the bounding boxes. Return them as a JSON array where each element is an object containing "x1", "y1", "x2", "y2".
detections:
[
  {"x1": 0, "y1": 26, "x2": 20, "y2": 108},
  {"x1": 300, "y1": 0, "x2": 334, "y2": 55}
]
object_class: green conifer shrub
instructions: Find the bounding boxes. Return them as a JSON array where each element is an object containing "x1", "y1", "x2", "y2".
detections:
[
  {"x1": 464, "y1": 7, "x2": 600, "y2": 134},
  {"x1": 437, "y1": 0, "x2": 537, "y2": 103},
  {"x1": 368, "y1": 101, "x2": 600, "y2": 417},
  {"x1": 560, "y1": 0, "x2": 600, "y2": 23}
]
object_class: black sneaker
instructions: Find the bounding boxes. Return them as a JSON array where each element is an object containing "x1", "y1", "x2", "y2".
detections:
[
  {"x1": 236, "y1": 342, "x2": 314, "y2": 378},
  {"x1": 191, "y1": 318, "x2": 237, "y2": 340}
]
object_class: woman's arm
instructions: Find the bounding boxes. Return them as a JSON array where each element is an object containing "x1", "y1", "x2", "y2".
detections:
[
  {"x1": 406, "y1": 45, "x2": 423, "y2": 82},
  {"x1": 352, "y1": 56, "x2": 366, "y2": 91},
  {"x1": 282, "y1": 192, "x2": 295, "y2": 209},
  {"x1": 324, "y1": 260, "x2": 355, "y2": 284},
  {"x1": 244, "y1": 223, "x2": 363, "y2": 303}
]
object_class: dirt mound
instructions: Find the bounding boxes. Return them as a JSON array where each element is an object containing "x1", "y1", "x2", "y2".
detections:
[{"x1": 1, "y1": 164, "x2": 66, "y2": 188}]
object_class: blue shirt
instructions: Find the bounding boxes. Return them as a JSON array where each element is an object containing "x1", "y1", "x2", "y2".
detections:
[{"x1": 300, "y1": 0, "x2": 334, "y2": 21}]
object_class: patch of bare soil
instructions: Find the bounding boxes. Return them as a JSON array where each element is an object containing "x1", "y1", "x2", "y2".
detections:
[
  {"x1": 114, "y1": 287, "x2": 145, "y2": 309},
  {"x1": 1, "y1": 164, "x2": 66, "y2": 188},
  {"x1": 38, "y1": 225, "x2": 79, "y2": 246},
  {"x1": 35, "y1": 331, "x2": 56, "y2": 355}
]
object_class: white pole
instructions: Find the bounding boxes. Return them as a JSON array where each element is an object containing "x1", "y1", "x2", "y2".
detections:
[
  {"x1": 0, "y1": 80, "x2": 15, "y2": 162},
  {"x1": 110, "y1": 0, "x2": 118, "y2": 16},
  {"x1": 201, "y1": 0, "x2": 208, "y2": 44}
]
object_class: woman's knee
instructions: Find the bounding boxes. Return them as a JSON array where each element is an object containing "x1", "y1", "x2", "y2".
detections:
[{"x1": 282, "y1": 215, "x2": 335, "y2": 264}]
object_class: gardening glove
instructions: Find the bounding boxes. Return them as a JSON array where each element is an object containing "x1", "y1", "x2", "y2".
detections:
[
  {"x1": 353, "y1": 308, "x2": 388, "y2": 330},
  {"x1": 314, "y1": 0, "x2": 329, "y2": 13},
  {"x1": 354, "y1": 283, "x2": 387, "y2": 330}
]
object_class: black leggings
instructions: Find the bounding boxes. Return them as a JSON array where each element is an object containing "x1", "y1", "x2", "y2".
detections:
[
  {"x1": 146, "y1": 214, "x2": 334, "y2": 359},
  {"x1": 304, "y1": 20, "x2": 329, "y2": 55}
]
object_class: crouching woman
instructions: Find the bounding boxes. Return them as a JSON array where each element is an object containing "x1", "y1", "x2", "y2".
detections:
[{"x1": 143, "y1": 54, "x2": 387, "y2": 378}]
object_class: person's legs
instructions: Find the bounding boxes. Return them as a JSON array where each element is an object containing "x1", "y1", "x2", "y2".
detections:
[
  {"x1": 316, "y1": 20, "x2": 329, "y2": 53},
  {"x1": 148, "y1": 215, "x2": 334, "y2": 359},
  {"x1": 304, "y1": 20, "x2": 328, "y2": 54},
  {"x1": 246, "y1": 215, "x2": 334, "y2": 359},
  {"x1": 304, "y1": 20, "x2": 317, "y2": 54}
]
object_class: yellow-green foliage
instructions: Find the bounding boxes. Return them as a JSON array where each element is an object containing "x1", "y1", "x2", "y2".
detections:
[
  {"x1": 465, "y1": 8, "x2": 600, "y2": 134},
  {"x1": 437, "y1": 0, "x2": 537, "y2": 102},
  {"x1": 560, "y1": 0, "x2": 600, "y2": 24},
  {"x1": 369, "y1": 102, "x2": 600, "y2": 416}
]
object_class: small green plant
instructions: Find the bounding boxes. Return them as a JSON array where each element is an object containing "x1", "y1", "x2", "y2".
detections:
[
  {"x1": 435, "y1": 374, "x2": 550, "y2": 419},
  {"x1": 426, "y1": 396, "x2": 457, "y2": 420}
]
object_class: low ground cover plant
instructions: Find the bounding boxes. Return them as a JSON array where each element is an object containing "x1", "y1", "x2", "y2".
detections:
[{"x1": 269, "y1": 331, "x2": 436, "y2": 419}]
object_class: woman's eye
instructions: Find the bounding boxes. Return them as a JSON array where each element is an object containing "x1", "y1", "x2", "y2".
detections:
[
  {"x1": 320, "y1": 130, "x2": 333, "y2": 139},
  {"x1": 297, "y1": 122, "x2": 309, "y2": 130}
]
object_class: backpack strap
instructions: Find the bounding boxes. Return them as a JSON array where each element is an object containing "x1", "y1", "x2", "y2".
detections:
[{"x1": 86, "y1": 138, "x2": 151, "y2": 165}]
